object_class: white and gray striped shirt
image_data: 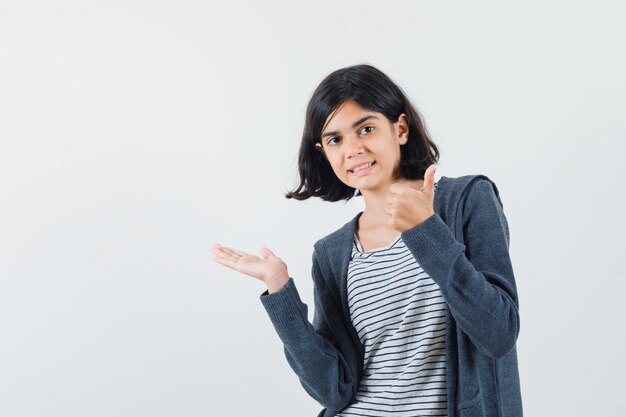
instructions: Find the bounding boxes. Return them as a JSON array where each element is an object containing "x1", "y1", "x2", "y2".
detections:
[{"x1": 337, "y1": 183, "x2": 448, "y2": 416}]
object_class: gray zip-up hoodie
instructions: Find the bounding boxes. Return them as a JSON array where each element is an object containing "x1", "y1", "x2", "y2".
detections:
[{"x1": 259, "y1": 174, "x2": 523, "y2": 417}]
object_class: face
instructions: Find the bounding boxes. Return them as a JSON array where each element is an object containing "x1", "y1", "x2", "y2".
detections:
[{"x1": 317, "y1": 99, "x2": 409, "y2": 194}]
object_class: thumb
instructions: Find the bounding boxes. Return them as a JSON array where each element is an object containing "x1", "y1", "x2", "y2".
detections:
[
  {"x1": 260, "y1": 246, "x2": 276, "y2": 260},
  {"x1": 421, "y1": 164, "x2": 436, "y2": 193}
]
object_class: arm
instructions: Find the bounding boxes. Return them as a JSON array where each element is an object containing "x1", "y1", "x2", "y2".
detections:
[
  {"x1": 211, "y1": 241, "x2": 358, "y2": 410},
  {"x1": 401, "y1": 178, "x2": 520, "y2": 359},
  {"x1": 259, "y1": 251, "x2": 358, "y2": 412}
]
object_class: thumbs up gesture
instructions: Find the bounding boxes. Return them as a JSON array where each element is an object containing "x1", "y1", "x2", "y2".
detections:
[{"x1": 386, "y1": 164, "x2": 437, "y2": 233}]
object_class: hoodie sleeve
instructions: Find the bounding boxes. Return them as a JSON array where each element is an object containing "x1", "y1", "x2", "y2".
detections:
[
  {"x1": 401, "y1": 178, "x2": 520, "y2": 359},
  {"x1": 258, "y1": 251, "x2": 359, "y2": 412}
]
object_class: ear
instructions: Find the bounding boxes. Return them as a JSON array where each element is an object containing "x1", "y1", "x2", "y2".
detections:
[
  {"x1": 315, "y1": 142, "x2": 327, "y2": 159},
  {"x1": 395, "y1": 113, "x2": 409, "y2": 145}
]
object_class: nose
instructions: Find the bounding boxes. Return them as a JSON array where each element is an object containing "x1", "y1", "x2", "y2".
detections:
[{"x1": 344, "y1": 134, "x2": 363, "y2": 158}]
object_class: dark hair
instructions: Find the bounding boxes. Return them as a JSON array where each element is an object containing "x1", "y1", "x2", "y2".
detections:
[{"x1": 285, "y1": 64, "x2": 440, "y2": 202}]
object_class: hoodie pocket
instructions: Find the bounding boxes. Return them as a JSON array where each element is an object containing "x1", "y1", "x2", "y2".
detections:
[{"x1": 457, "y1": 387, "x2": 485, "y2": 417}]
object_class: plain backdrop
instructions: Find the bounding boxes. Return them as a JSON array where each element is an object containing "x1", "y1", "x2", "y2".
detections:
[{"x1": 1, "y1": 1, "x2": 625, "y2": 416}]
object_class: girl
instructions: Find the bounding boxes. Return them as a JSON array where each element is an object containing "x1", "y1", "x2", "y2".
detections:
[{"x1": 211, "y1": 64, "x2": 523, "y2": 417}]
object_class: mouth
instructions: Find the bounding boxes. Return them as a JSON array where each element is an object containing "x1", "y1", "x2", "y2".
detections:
[{"x1": 348, "y1": 161, "x2": 376, "y2": 175}]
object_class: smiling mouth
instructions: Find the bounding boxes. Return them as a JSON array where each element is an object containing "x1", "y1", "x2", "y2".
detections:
[{"x1": 349, "y1": 161, "x2": 376, "y2": 174}]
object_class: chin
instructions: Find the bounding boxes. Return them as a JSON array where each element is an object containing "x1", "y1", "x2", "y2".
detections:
[{"x1": 351, "y1": 181, "x2": 381, "y2": 193}]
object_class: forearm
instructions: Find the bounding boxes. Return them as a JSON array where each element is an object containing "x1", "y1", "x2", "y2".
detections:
[
  {"x1": 259, "y1": 278, "x2": 357, "y2": 411},
  {"x1": 402, "y1": 213, "x2": 520, "y2": 358}
]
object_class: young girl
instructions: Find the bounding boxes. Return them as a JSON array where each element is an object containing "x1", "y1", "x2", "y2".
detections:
[{"x1": 211, "y1": 64, "x2": 523, "y2": 417}]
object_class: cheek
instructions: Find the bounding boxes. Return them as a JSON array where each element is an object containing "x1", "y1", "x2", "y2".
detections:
[
  {"x1": 388, "y1": 145, "x2": 402, "y2": 163},
  {"x1": 378, "y1": 144, "x2": 394, "y2": 160},
  {"x1": 327, "y1": 157, "x2": 345, "y2": 176}
]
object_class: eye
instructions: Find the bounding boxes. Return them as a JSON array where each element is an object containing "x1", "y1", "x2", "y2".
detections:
[
  {"x1": 360, "y1": 126, "x2": 375, "y2": 135},
  {"x1": 327, "y1": 136, "x2": 341, "y2": 145}
]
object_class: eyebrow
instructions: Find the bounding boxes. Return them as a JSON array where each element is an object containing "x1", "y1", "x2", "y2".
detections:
[{"x1": 321, "y1": 115, "x2": 380, "y2": 139}]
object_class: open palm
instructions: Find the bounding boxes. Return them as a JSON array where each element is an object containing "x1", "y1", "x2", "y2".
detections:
[{"x1": 211, "y1": 243, "x2": 288, "y2": 283}]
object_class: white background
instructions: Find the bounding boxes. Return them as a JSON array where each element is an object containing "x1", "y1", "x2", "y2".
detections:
[{"x1": 1, "y1": 1, "x2": 625, "y2": 416}]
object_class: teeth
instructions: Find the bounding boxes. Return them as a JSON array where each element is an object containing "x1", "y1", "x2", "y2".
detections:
[{"x1": 351, "y1": 162, "x2": 372, "y2": 173}]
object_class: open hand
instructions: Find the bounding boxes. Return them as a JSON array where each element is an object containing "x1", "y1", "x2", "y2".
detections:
[
  {"x1": 386, "y1": 164, "x2": 437, "y2": 233},
  {"x1": 211, "y1": 244, "x2": 289, "y2": 291}
]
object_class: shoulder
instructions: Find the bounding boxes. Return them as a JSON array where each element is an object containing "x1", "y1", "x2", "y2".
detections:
[
  {"x1": 439, "y1": 173, "x2": 499, "y2": 194},
  {"x1": 439, "y1": 173, "x2": 504, "y2": 208},
  {"x1": 312, "y1": 212, "x2": 359, "y2": 254}
]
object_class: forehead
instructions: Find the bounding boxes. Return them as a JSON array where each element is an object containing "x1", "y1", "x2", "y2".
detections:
[{"x1": 323, "y1": 99, "x2": 380, "y2": 130}]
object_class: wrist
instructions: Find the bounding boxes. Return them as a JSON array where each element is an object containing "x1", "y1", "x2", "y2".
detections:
[{"x1": 265, "y1": 274, "x2": 289, "y2": 294}]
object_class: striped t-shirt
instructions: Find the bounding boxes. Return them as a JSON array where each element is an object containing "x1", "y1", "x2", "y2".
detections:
[{"x1": 337, "y1": 182, "x2": 448, "y2": 417}]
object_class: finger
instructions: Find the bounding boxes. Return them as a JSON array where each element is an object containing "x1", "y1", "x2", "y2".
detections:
[
  {"x1": 260, "y1": 246, "x2": 276, "y2": 260},
  {"x1": 226, "y1": 247, "x2": 244, "y2": 256},
  {"x1": 211, "y1": 243, "x2": 224, "y2": 254},
  {"x1": 215, "y1": 247, "x2": 242, "y2": 259},
  {"x1": 216, "y1": 245, "x2": 248, "y2": 258},
  {"x1": 211, "y1": 244, "x2": 233, "y2": 258},
  {"x1": 213, "y1": 249, "x2": 261, "y2": 265},
  {"x1": 211, "y1": 249, "x2": 239, "y2": 263},
  {"x1": 421, "y1": 164, "x2": 436, "y2": 193},
  {"x1": 211, "y1": 243, "x2": 234, "y2": 254},
  {"x1": 389, "y1": 182, "x2": 405, "y2": 195},
  {"x1": 212, "y1": 254, "x2": 239, "y2": 269},
  {"x1": 212, "y1": 254, "x2": 257, "y2": 275},
  {"x1": 212, "y1": 246, "x2": 255, "y2": 264}
]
